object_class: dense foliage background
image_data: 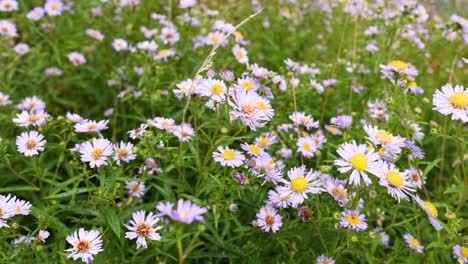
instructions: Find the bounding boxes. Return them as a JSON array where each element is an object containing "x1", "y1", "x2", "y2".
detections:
[{"x1": 0, "y1": 0, "x2": 466, "y2": 263}]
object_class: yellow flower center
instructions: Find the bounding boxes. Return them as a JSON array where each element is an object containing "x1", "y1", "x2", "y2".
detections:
[
  {"x1": 221, "y1": 149, "x2": 236, "y2": 161},
  {"x1": 28, "y1": 114, "x2": 39, "y2": 123},
  {"x1": 91, "y1": 148, "x2": 103, "y2": 160},
  {"x1": 258, "y1": 137, "x2": 269, "y2": 148},
  {"x1": 248, "y1": 145, "x2": 261, "y2": 155},
  {"x1": 389, "y1": 60, "x2": 409, "y2": 71},
  {"x1": 180, "y1": 210, "x2": 189, "y2": 217},
  {"x1": 449, "y1": 92, "x2": 468, "y2": 109},
  {"x1": 118, "y1": 149, "x2": 128, "y2": 158},
  {"x1": 386, "y1": 170, "x2": 404, "y2": 188},
  {"x1": 408, "y1": 82, "x2": 417, "y2": 89},
  {"x1": 265, "y1": 215, "x2": 275, "y2": 226},
  {"x1": 346, "y1": 214, "x2": 361, "y2": 225},
  {"x1": 331, "y1": 186, "x2": 347, "y2": 200},
  {"x1": 210, "y1": 35, "x2": 220, "y2": 43},
  {"x1": 376, "y1": 130, "x2": 392, "y2": 145},
  {"x1": 303, "y1": 143, "x2": 312, "y2": 152},
  {"x1": 241, "y1": 81, "x2": 253, "y2": 91},
  {"x1": 423, "y1": 201, "x2": 438, "y2": 218},
  {"x1": 236, "y1": 50, "x2": 245, "y2": 59},
  {"x1": 158, "y1": 49, "x2": 168, "y2": 56},
  {"x1": 257, "y1": 101, "x2": 267, "y2": 111},
  {"x1": 461, "y1": 247, "x2": 468, "y2": 257},
  {"x1": 378, "y1": 148, "x2": 385, "y2": 156},
  {"x1": 136, "y1": 222, "x2": 152, "y2": 237},
  {"x1": 26, "y1": 139, "x2": 37, "y2": 150},
  {"x1": 329, "y1": 126, "x2": 338, "y2": 133},
  {"x1": 235, "y1": 31, "x2": 244, "y2": 39},
  {"x1": 291, "y1": 176, "x2": 308, "y2": 193},
  {"x1": 240, "y1": 103, "x2": 256, "y2": 116},
  {"x1": 409, "y1": 237, "x2": 420, "y2": 248},
  {"x1": 350, "y1": 154, "x2": 367, "y2": 171},
  {"x1": 210, "y1": 84, "x2": 223, "y2": 95},
  {"x1": 76, "y1": 240, "x2": 90, "y2": 253},
  {"x1": 130, "y1": 183, "x2": 140, "y2": 193},
  {"x1": 50, "y1": 4, "x2": 58, "y2": 11}
]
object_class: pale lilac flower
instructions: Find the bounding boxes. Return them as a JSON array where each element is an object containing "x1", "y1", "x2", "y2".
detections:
[
  {"x1": 125, "y1": 210, "x2": 162, "y2": 249},
  {"x1": 67, "y1": 52, "x2": 86, "y2": 66},
  {"x1": 403, "y1": 233, "x2": 423, "y2": 253},
  {"x1": 212, "y1": 146, "x2": 245, "y2": 168},
  {"x1": 26, "y1": 7, "x2": 45, "y2": 21},
  {"x1": 79, "y1": 138, "x2": 113, "y2": 168},
  {"x1": 156, "y1": 199, "x2": 208, "y2": 224},
  {"x1": 433, "y1": 84, "x2": 467, "y2": 122},
  {"x1": 44, "y1": 0, "x2": 64, "y2": 16},
  {"x1": 339, "y1": 209, "x2": 368, "y2": 231},
  {"x1": 254, "y1": 205, "x2": 282, "y2": 233},
  {"x1": 65, "y1": 228, "x2": 103, "y2": 263},
  {"x1": 74, "y1": 120, "x2": 109, "y2": 133},
  {"x1": 16, "y1": 131, "x2": 46, "y2": 156},
  {"x1": 125, "y1": 181, "x2": 145, "y2": 197}
]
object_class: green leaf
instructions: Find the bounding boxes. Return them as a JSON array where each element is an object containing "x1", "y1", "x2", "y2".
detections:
[
  {"x1": 0, "y1": 185, "x2": 39, "y2": 192},
  {"x1": 101, "y1": 208, "x2": 121, "y2": 238},
  {"x1": 43, "y1": 187, "x2": 98, "y2": 199}
]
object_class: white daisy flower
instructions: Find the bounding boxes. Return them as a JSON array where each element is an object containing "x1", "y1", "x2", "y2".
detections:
[
  {"x1": 13, "y1": 110, "x2": 47, "y2": 127},
  {"x1": 67, "y1": 52, "x2": 86, "y2": 66},
  {"x1": 374, "y1": 161, "x2": 415, "y2": 202},
  {"x1": 125, "y1": 210, "x2": 162, "y2": 249},
  {"x1": 433, "y1": 84, "x2": 467, "y2": 122},
  {"x1": 65, "y1": 228, "x2": 103, "y2": 263},
  {"x1": 334, "y1": 140, "x2": 380, "y2": 186},
  {"x1": 16, "y1": 131, "x2": 46, "y2": 156},
  {"x1": 113, "y1": 141, "x2": 136, "y2": 164},
  {"x1": 277, "y1": 165, "x2": 323, "y2": 208},
  {"x1": 254, "y1": 205, "x2": 283, "y2": 233},
  {"x1": 79, "y1": 138, "x2": 113, "y2": 168},
  {"x1": 212, "y1": 146, "x2": 245, "y2": 168},
  {"x1": 74, "y1": 119, "x2": 109, "y2": 133}
]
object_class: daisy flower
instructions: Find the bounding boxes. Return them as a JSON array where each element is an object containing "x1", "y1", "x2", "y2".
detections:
[
  {"x1": 74, "y1": 119, "x2": 109, "y2": 133},
  {"x1": 254, "y1": 133, "x2": 278, "y2": 149},
  {"x1": 0, "y1": 20, "x2": 17, "y2": 37},
  {"x1": 13, "y1": 110, "x2": 47, "y2": 127},
  {"x1": 16, "y1": 96, "x2": 45, "y2": 112},
  {"x1": 113, "y1": 141, "x2": 136, "y2": 164},
  {"x1": 16, "y1": 131, "x2": 46, "y2": 157},
  {"x1": 14, "y1": 43, "x2": 30, "y2": 55},
  {"x1": 212, "y1": 146, "x2": 245, "y2": 168},
  {"x1": 0, "y1": 91, "x2": 12, "y2": 106},
  {"x1": 128, "y1": 124, "x2": 147, "y2": 139},
  {"x1": 86, "y1": 29, "x2": 104, "y2": 41},
  {"x1": 228, "y1": 90, "x2": 273, "y2": 130},
  {"x1": 147, "y1": 117, "x2": 175, "y2": 130},
  {"x1": 0, "y1": 194, "x2": 16, "y2": 228},
  {"x1": 125, "y1": 210, "x2": 162, "y2": 249},
  {"x1": 403, "y1": 233, "x2": 423, "y2": 253},
  {"x1": 240, "y1": 143, "x2": 264, "y2": 157},
  {"x1": 254, "y1": 205, "x2": 283, "y2": 233},
  {"x1": 154, "y1": 48, "x2": 176, "y2": 61},
  {"x1": 12, "y1": 198, "x2": 31, "y2": 215},
  {"x1": 156, "y1": 199, "x2": 207, "y2": 224},
  {"x1": 379, "y1": 60, "x2": 418, "y2": 83},
  {"x1": 205, "y1": 31, "x2": 226, "y2": 46},
  {"x1": 79, "y1": 138, "x2": 113, "y2": 168},
  {"x1": 316, "y1": 255, "x2": 335, "y2": 264},
  {"x1": 331, "y1": 115, "x2": 353, "y2": 128},
  {"x1": 112, "y1": 38, "x2": 128, "y2": 51},
  {"x1": 171, "y1": 123, "x2": 194, "y2": 142},
  {"x1": 173, "y1": 79, "x2": 197, "y2": 100},
  {"x1": 363, "y1": 125, "x2": 405, "y2": 158},
  {"x1": 277, "y1": 166, "x2": 323, "y2": 207},
  {"x1": 44, "y1": 0, "x2": 64, "y2": 16},
  {"x1": 296, "y1": 136, "x2": 317, "y2": 158},
  {"x1": 452, "y1": 245, "x2": 468, "y2": 263},
  {"x1": 198, "y1": 78, "x2": 226, "y2": 103},
  {"x1": 67, "y1": 52, "x2": 86, "y2": 66},
  {"x1": 267, "y1": 188, "x2": 291, "y2": 209},
  {"x1": 334, "y1": 141, "x2": 379, "y2": 186},
  {"x1": 0, "y1": 0, "x2": 18, "y2": 12},
  {"x1": 65, "y1": 228, "x2": 103, "y2": 263},
  {"x1": 324, "y1": 176, "x2": 349, "y2": 206},
  {"x1": 35, "y1": 230, "x2": 50, "y2": 242},
  {"x1": 232, "y1": 44, "x2": 248, "y2": 64},
  {"x1": 339, "y1": 209, "x2": 368, "y2": 231},
  {"x1": 160, "y1": 27, "x2": 179, "y2": 44},
  {"x1": 26, "y1": 7, "x2": 45, "y2": 21},
  {"x1": 289, "y1": 112, "x2": 319, "y2": 130},
  {"x1": 414, "y1": 195, "x2": 442, "y2": 231},
  {"x1": 406, "y1": 166, "x2": 424, "y2": 188},
  {"x1": 374, "y1": 161, "x2": 415, "y2": 202},
  {"x1": 433, "y1": 84, "x2": 467, "y2": 122},
  {"x1": 125, "y1": 181, "x2": 145, "y2": 197}
]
